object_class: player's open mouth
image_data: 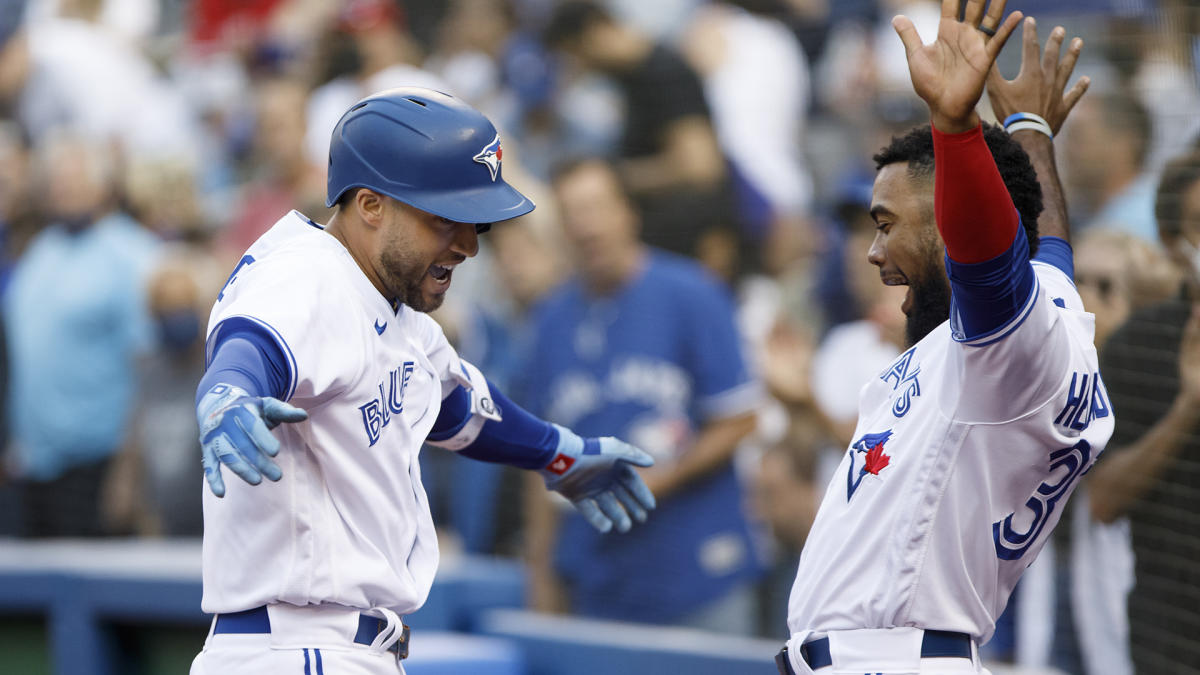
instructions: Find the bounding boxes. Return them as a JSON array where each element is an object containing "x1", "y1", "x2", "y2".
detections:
[
  {"x1": 881, "y1": 274, "x2": 912, "y2": 315},
  {"x1": 428, "y1": 264, "x2": 453, "y2": 284}
]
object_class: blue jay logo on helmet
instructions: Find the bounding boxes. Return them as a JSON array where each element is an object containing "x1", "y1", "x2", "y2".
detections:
[{"x1": 473, "y1": 134, "x2": 503, "y2": 181}]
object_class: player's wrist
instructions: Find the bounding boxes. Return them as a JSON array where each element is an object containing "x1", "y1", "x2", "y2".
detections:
[
  {"x1": 930, "y1": 110, "x2": 981, "y2": 136},
  {"x1": 197, "y1": 384, "x2": 253, "y2": 420}
]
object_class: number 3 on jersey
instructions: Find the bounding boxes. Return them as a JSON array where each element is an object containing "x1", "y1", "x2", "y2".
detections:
[
  {"x1": 993, "y1": 439, "x2": 1093, "y2": 560},
  {"x1": 218, "y1": 255, "x2": 255, "y2": 301}
]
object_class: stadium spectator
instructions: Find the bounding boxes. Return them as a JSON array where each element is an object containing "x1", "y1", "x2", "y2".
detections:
[
  {"x1": 521, "y1": 157, "x2": 763, "y2": 632},
  {"x1": 2, "y1": 130, "x2": 160, "y2": 537},
  {"x1": 680, "y1": 0, "x2": 815, "y2": 260},
  {"x1": 541, "y1": 0, "x2": 735, "y2": 262},
  {"x1": 1088, "y1": 148, "x2": 1200, "y2": 674},
  {"x1": 751, "y1": 414, "x2": 823, "y2": 637},
  {"x1": 218, "y1": 76, "x2": 324, "y2": 258},
  {"x1": 1062, "y1": 91, "x2": 1157, "y2": 243},
  {"x1": 304, "y1": 0, "x2": 448, "y2": 172}
]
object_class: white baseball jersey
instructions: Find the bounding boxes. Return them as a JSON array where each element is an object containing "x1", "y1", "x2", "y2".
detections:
[
  {"x1": 201, "y1": 210, "x2": 473, "y2": 616},
  {"x1": 787, "y1": 259, "x2": 1114, "y2": 645}
]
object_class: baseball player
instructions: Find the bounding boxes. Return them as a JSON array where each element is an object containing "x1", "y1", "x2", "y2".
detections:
[
  {"x1": 190, "y1": 88, "x2": 656, "y2": 675},
  {"x1": 778, "y1": 2, "x2": 1111, "y2": 674}
]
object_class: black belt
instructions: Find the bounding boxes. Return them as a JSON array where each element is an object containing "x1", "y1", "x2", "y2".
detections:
[
  {"x1": 214, "y1": 606, "x2": 410, "y2": 659},
  {"x1": 776, "y1": 630, "x2": 972, "y2": 674}
]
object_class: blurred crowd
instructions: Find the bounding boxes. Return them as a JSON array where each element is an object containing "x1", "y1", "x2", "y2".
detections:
[{"x1": 0, "y1": 0, "x2": 1197, "y2": 672}]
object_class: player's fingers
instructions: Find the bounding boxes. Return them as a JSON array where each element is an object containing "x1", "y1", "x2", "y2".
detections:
[
  {"x1": 601, "y1": 439, "x2": 655, "y2": 467},
  {"x1": 234, "y1": 415, "x2": 283, "y2": 481},
  {"x1": 241, "y1": 411, "x2": 282, "y2": 458},
  {"x1": 1056, "y1": 36, "x2": 1084, "y2": 92},
  {"x1": 619, "y1": 465, "x2": 657, "y2": 511},
  {"x1": 1019, "y1": 16, "x2": 1039, "y2": 76},
  {"x1": 595, "y1": 491, "x2": 632, "y2": 533},
  {"x1": 1042, "y1": 25, "x2": 1065, "y2": 76},
  {"x1": 613, "y1": 482, "x2": 648, "y2": 524},
  {"x1": 985, "y1": 11, "x2": 1022, "y2": 61},
  {"x1": 963, "y1": 0, "x2": 986, "y2": 28},
  {"x1": 1062, "y1": 76, "x2": 1090, "y2": 117},
  {"x1": 202, "y1": 447, "x2": 227, "y2": 498},
  {"x1": 574, "y1": 498, "x2": 613, "y2": 534},
  {"x1": 211, "y1": 431, "x2": 264, "y2": 486},
  {"x1": 261, "y1": 398, "x2": 308, "y2": 428},
  {"x1": 939, "y1": 0, "x2": 958, "y2": 20},
  {"x1": 891, "y1": 16, "x2": 923, "y2": 58}
]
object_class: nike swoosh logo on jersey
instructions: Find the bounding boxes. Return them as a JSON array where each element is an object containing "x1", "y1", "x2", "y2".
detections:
[{"x1": 374, "y1": 319, "x2": 387, "y2": 335}]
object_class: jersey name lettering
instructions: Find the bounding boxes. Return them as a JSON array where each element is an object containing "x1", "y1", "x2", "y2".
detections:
[
  {"x1": 1053, "y1": 370, "x2": 1110, "y2": 433},
  {"x1": 359, "y1": 362, "x2": 415, "y2": 446},
  {"x1": 879, "y1": 347, "x2": 921, "y2": 417}
]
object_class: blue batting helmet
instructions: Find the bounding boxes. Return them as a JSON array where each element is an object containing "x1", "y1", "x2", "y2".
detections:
[{"x1": 325, "y1": 88, "x2": 534, "y2": 225}]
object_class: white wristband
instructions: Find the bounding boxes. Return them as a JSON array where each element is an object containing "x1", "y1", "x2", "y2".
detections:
[
  {"x1": 1003, "y1": 112, "x2": 1053, "y2": 139},
  {"x1": 1005, "y1": 120, "x2": 1053, "y2": 139}
]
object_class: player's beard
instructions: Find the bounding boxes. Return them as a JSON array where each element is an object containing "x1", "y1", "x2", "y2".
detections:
[
  {"x1": 905, "y1": 272, "x2": 952, "y2": 347},
  {"x1": 380, "y1": 246, "x2": 444, "y2": 313}
]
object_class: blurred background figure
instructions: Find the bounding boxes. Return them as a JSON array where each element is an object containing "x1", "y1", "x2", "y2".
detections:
[
  {"x1": 1062, "y1": 90, "x2": 1158, "y2": 243},
  {"x1": 680, "y1": 0, "x2": 817, "y2": 274},
  {"x1": 520, "y1": 157, "x2": 763, "y2": 633},
  {"x1": 218, "y1": 75, "x2": 324, "y2": 257},
  {"x1": 2, "y1": 130, "x2": 160, "y2": 538},
  {"x1": 1087, "y1": 148, "x2": 1200, "y2": 675},
  {"x1": 750, "y1": 413, "x2": 822, "y2": 638},
  {"x1": 304, "y1": 0, "x2": 447, "y2": 172},
  {"x1": 541, "y1": 1, "x2": 735, "y2": 264}
]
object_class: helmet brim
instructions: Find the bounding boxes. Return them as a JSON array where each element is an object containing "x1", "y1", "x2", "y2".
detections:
[
  {"x1": 394, "y1": 180, "x2": 535, "y2": 226},
  {"x1": 330, "y1": 179, "x2": 535, "y2": 226}
]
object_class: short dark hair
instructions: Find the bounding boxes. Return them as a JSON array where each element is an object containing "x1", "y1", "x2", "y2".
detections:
[
  {"x1": 335, "y1": 187, "x2": 361, "y2": 210},
  {"x1": 873, "y1": 123, "x2": 1043, "y2": 258},
  {"x1": 542, "y1": 0, "x2": 610, "y2": 49},
  {"x1": 1154, "y1": 149, "x2": 1200, "y2": 243}
]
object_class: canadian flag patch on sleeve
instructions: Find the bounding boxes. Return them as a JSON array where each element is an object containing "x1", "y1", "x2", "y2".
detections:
[{"x1": 545, "y1": 453, "x2": 575, "y2": 475}]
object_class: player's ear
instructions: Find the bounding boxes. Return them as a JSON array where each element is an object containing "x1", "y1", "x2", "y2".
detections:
[{"x1": 355, "y1": 189, "x2": 387, "y2": 229}]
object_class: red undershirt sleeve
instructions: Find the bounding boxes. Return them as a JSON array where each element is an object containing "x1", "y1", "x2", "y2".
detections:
[{"x1": 932, "y1": 123, "x2": 1019, "y2": 264}]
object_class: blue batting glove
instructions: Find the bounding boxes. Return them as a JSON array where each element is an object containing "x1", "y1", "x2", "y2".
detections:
[
  {"x1": 539, "y1": 424, "x2": 657, "y2": 533},
  {"x1": 197, "y1": 383, "x2": 308, "y2": 497}
]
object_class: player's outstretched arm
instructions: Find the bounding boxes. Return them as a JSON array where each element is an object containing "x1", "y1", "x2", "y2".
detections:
[
  {"x1": 196, "y1": 335, "x2": 308, "y2": 497},
  {"x1": 426, "y1": 374, "x2": 656, "y2": 533},
  {"x1": 987, "y1": 18, "x2": 1090, "y2": 244}
]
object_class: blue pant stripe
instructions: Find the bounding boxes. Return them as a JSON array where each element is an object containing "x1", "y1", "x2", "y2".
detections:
[
  {"x1": 315, "y1": 648, "x2": 324, "y2": 675},
  {"x1": 303, "y1": 648, "x2": 311, "y2": 675}
]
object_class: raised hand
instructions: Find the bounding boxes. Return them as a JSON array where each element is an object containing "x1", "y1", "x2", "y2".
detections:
[
  {"x1": 893, "y1": 0, "x2": 1023, "y2": 133},
  {"x1": 987, "y1": 17, "x2": 1090, "y2": 136},
  {"x1": 540, "y1": 424, "x2": 657, "y2": 533}
]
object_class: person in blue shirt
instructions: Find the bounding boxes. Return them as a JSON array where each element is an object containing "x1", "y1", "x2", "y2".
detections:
[
  {"x1": 522, "y1": 157, "x2": 764, "y2": 632},
  {"x1": 3, "y1": 131, "x2": 160, "y2": 537}
]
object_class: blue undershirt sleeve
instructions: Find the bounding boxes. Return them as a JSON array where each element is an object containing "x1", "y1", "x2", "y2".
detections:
[
  {"x1": 428, "y1": 380, "x2": 558, "y2": 470},
  {"x1": 1033, "y1": 236, "x2": 1074, "y2": 280},
  {"x1": 195, "y1": 323, "x2": 291, "y2": 407},
  {"x1": 946, "y1": 225, "x2": 1037, "y2": 344}
]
